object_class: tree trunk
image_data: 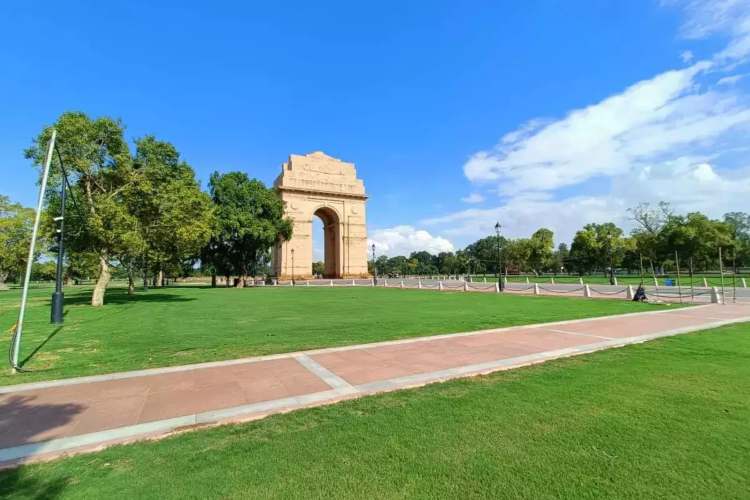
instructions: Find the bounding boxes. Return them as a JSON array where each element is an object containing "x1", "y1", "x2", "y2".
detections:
[
  {"x1": 127, "y1": 269, "x2": 135, "y2": 295},
  {"x1": 157, "y1": 269, "x2": 164, "y2": 288},
  {"x1": 211, "y1": 273, "x2": 217, "y2": 288},
  {"x1": 92, "y1": 255, "x2": 111, "y2": 307},
  {"x1": 225, "y1": 275, "x2": 230, "y2": 287},
  {"x1": 236, "y1": 276, "x2": 245, "y2": 288}
]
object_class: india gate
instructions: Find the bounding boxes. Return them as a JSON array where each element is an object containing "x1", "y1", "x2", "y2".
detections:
[{"x1": 272, "y1": 151, "x2": 370, "y2": 279}]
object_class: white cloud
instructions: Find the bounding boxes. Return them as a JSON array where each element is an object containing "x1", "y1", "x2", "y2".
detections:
[
  {"x1": 671, "y1": 0, "x2": 750, "y2": 62},
  {"x1": 461, "y1": 192, "x2": 485, "y2": 204},
  {"x1": 462, "y1": 60, "x2": 750, "y2": 195},
  {"x1": 368, "y1": 225, "x2": 455, "y2": 256},
  {"x1": 439, "y1": 1, "x2": 750, "y2": 247},
  {"x1": 681, "y1": 50, "x2": 694, "y2": 62},
  {"x1": 718, "y1": 74, "x2": 746, "y2": 85}
]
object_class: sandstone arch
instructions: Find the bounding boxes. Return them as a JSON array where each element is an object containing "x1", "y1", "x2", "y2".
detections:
[{"x1": 272, "y1": 152, "x2": 369, "y2": 279}]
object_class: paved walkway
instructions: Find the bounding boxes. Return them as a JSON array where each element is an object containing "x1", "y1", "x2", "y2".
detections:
[{"x1": 1, "y1": 303, "x2": 748, "y2": 466}]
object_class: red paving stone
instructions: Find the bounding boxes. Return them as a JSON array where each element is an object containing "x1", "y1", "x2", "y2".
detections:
[{"x1": 0, "y1": 303, "x2": 747, "y2": 464}]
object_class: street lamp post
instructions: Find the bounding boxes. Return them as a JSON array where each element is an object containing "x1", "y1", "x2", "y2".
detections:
[
  {"x1": 290, "y1": 248, "x2": 295, "y2": 285},
  {"x1": 495, "y1": 221, "x2": 504, "y2": 291},
  {"x1": 51, "y1": 175, "x2": 66, "y2": 324},
  {"x1": 371, "y1": 243, "x2": 377, "y2": 285},
  {"x1": 607, "y1": 234, "x2": 615, "y2": 285}
]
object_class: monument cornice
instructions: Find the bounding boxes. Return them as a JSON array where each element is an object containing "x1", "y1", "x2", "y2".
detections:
[{"x1": 276, "y1": 185, "x2": 369, "y2": 201}]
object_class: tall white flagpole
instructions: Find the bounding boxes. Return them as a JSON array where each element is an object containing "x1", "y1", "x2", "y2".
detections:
[{"x1": 12, "y1": 129, "x2": 57, "y2": 371}]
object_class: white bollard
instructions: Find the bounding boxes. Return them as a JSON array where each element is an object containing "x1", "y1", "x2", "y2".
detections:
[
  {"x1": 613, "y1": 276, "x2": 618, "y2": 286},
  {"x1": 306, "y1": 280, "x2": 310, "y2": 287},
  {"x1": 371, "y1": 278, "x2": 375, "y2": 287},
  {"x1": 418, "y1": 279, "x2": 423, "y2": 289},
  {"x1": 743, "y1": 278, "x2": 747, "y2": 288},
  {"x1": 626, "y1": 285, "x2": 634, "y2": 300},
  {"x1": 534, "y1": 283, "x2": 540, "y2": 295},
  {"x1": 464, "y1": 281, "x2": 469, "y2": 291},
  {"x1": 400, "y1": 280, "x2": 404, "y2": 289},
  {"x1": 439, "y1": 281, "x2": 444, "y2": 291},
  {"x1": 330, "y1": 279, "x2": 334, "y2": 287},
  {"x1": 495, "y1": 282, "x2": 500, "y2": 293},
  {"x1": 584, "y1": 284, "x2": 592, "y2": 298},
  {"x1": 352, "y1": 279, "x2": 356, "y2": 286},
  {"x1": 273, "y1": 279, "x2": 278, "y2": 286},
  {"x1": 703, "y1": 277, "x2": 708, "y2": 287},
  {"x1": 579, "y1": 277, "x2": 584, "y2": 285},
  {"x1": 384, "y1": 279, "x2": 388, "y2": 287},
  {"x1": 711, "y1": 286, "x2": 722, "y2": 304}
]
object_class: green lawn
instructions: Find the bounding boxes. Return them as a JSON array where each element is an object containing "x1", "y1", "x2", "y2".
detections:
[
  {"x1": 1, "y1": 322, "x2": 747, "y2": 499},
  {"x1": 0, "y1": 285, "x2": 673, "y2": 386}
]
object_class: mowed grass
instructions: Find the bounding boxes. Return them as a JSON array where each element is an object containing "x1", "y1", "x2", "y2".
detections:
[
  {"x1": 0, "y1": 285, "x2": 673, "y2": 385},
  {"x1": 1, "y1": 322, "x2": 748, "y2": 499}
]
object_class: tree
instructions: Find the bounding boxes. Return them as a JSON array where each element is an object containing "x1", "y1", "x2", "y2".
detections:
[
  {"x1": 312, "y1": 261, "x2": 325, "y2": 276},
  {"x1": 660, "y1": 213, "x2": 733, "y2": 271},
  {"x1": 464, "y1": 235, "x2": 507, "y2": 275},
  {"x1": 553, "y1": 243, "x2": 569, "y2": 273},
  {"x1": 26, "y1": 112, "x2": 140, "y2": 306},
  {"x1": 0, "y1": 196, "x2": 36, "y2": 285},
  {"x1": 724, "y1": 212, "x2": 750, "y2": 267},
  {"x1": 628, "y1": 202, "x2": 672, "y2": 264},
  {"x1": 569, "y1": 223, "x2": 624, "y2": 276},
  {"x1": 528, "y1": 228, "x2": 554, "y2": 274},
  {"x1": 127, "y1": 136, "x2": 214, "y2": 292},
  {"x1": 503, "y1": 239, "x2": 533, "y2": 273},
  {"x1": 207, "y1": 172, "x2": 292, "y2": 286},
  {"x1": 408, "y1": 251, "x2": 438, "y2": 275}
]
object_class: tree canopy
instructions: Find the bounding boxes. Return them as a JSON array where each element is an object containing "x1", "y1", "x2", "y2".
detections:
[{"x1": 205, "y1": 171, "x2": 292, "y2": 286}]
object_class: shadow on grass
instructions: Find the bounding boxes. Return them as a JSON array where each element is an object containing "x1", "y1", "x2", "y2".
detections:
[
  {"x1": 0, "y1": 468, "x2": 71, "y2": 499},
  {"x1": 63, "y1": 291, "x2": 196, "y2": 307},
  {"x1": 20, "y1": 326, "x2": 64, "y2": 368}
]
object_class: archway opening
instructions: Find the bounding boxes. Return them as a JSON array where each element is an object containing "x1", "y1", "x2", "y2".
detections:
[{"x1": 313, "y1": 207, "x2": 341, "y2": 278}]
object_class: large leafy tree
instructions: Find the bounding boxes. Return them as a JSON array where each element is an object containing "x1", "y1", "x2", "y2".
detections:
[
  {"x1": 464, "y1": 235, "x2": 507, "y2": 275},
  {"x1": 528, "y1": 228, "x2": 554, "y2": 274},
  {"x1": 0, "y1": 196, "x2": 36, "y2": 286},
  {"x1": 207, "y1": 172, "x2": 292, "y2": 286},
  {"x1": 569, "y1": 223, "x2": 624, "y2": 276},
  {"x1": 128, "y1": 136, "x2": 214, "y2": 292},
  {"x1": 26, "y1": 112, "x2": 142, "y2": 306},
  {"x1": 724, "y1": 212, "x2": 750, "y2": 267},
  {"x1": 660, "y1": 213, "x2": 733, "y2": 271}
]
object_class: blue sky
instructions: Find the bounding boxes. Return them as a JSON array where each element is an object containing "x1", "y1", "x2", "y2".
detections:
[{"x1": 2, "y1": 1, "x2": 749, "y2": 257}]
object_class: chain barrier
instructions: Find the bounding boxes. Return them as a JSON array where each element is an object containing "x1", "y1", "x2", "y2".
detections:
[
  {"x1": 506, "y1": 285, "x2": 536, "y2": 292},
  {"x1": 537, "y1": 285, "x2": 586, "y2": 294},
  {"x1": 589, "y1": 287, "x2": 628, "y2": 296}
]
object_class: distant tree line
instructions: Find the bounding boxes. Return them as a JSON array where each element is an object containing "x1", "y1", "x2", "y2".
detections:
[{"x1": 369, "y1": 205, "x2": 749, "y2": 278}]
